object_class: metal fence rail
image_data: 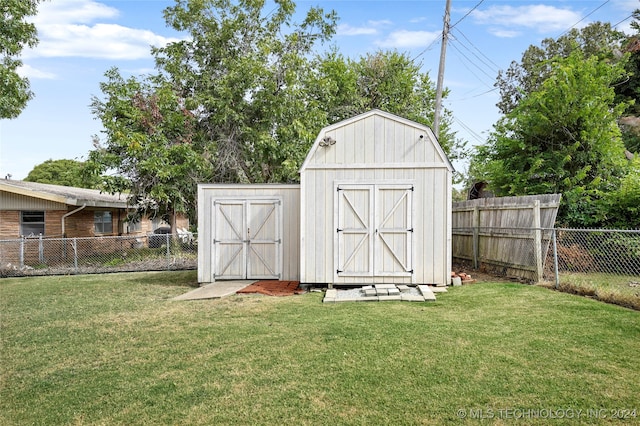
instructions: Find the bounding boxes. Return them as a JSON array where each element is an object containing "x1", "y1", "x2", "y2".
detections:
[{"x1": 0, "y1": 233, "x2": 197, "y2": 277}]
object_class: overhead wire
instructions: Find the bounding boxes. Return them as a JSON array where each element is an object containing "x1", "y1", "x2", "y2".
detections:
[
  {"x1": 451, "y1": 27, "x2": 501, "y2": 73},
  {"x1": 612, "y1": 13, "x2": 634, "y2": 29},
  {"x1": 450, "y1": 0, "x2": 485, "y2": 30},
  {"x1": 412, "y1": 0, "x2": 485, "y2": 62},
  {"x1": 448, "y1": 38, "x2": 496, "y2": 85},
  {"x1": 557, "y1": 0, "x2": 610, "y2": 37}
]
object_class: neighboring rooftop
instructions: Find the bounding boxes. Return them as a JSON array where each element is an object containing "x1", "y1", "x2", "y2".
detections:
[{"x1": 0, "y1": 179, "x2": 130, "y2": 208}]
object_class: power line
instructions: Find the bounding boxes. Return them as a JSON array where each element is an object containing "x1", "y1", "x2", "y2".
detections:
[
  {"x1": 558, "y1": 0, "x2": 610, "y2": 37},
  {"x1": 451, "y1": 27, "x2": 500, "y2": 73},
  {"x1": 450, "y1": 0, "x2": 485, "y2": 30},
  {"x1": 612, "y1": 13, "x2": 634, "y2": 29},
  {"x1": 448, "y1": 39, "x2": 496, "y2": 85},
  {"x1": 453, "y1": 116, "x2": 486, "y2": 145},
  {"x1": 412, "y1": 32, "x2": 442, "y2": 62},
  {"x1": 412, "y1": 0, "x2": 486, "y2": 62}
]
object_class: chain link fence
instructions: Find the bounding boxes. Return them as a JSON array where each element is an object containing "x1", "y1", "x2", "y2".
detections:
[
  {"x1": 0, "y1": 233, "x2": 197, "y2": 277},
  {"x1": 545, "y1": 229, "x2": 640, "y2": 309},
  {"x1": 453, "y1": 227, "x2": 640, "y2": 309}
]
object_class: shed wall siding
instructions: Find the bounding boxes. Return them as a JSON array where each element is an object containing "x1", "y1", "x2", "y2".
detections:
[
  {"x1": 300, "y1": 167, "x2": 450, "y2": 285},
  {"x1": 299, "y1": 110, "x2": 452, "y2": 287},
  {"x1": 198, "y1": 185, "x2": 300, "y2": 283}
]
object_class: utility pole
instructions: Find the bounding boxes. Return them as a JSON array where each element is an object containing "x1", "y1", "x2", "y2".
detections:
[{"x1": 433, "y1": 0, "x2": 451, "y2": 139}]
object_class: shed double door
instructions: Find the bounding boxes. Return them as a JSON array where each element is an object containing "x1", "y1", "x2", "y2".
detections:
[
  {"x1": 213, "y1": 199, "x2": 281, "y2": 280},
  {"x1": 335, "y1": 184, "x2": 414, "y2": 279}
]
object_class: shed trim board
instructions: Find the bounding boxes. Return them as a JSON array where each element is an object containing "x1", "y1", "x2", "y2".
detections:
[{"x1": 302, "y1": 162, "x2": 450, "y2": 170}]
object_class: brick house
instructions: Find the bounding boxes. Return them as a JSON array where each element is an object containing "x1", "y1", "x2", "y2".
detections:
[{"x1": 0, "y1": 179, "x2": 188, "y2": 239}]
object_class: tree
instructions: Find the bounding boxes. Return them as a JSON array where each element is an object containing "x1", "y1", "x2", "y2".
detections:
[
  {"x1": 475, "y1": 51, "x2": 630, "y2": 227},
  {"x1": 310, "y1": 50, "x2": 465, "y2": 163},
  {"x1": 87, "y1": 69, "x2": 209, "y2": 227},
  {"x1": 616, "y1": 9, "x2": 640, "y2": 154},
  {"x1": 153, "y1": 0, "x2": 337, "y2": 183},
  {"x1": 25, "y1": 159, "x2": 100, "y2": 188},
  {"x1": 1, "y1": 0, "x2": 40, "y2": 119},
  {"x1": 495, "y1": 23, "x2": 626, "y2": 116}
]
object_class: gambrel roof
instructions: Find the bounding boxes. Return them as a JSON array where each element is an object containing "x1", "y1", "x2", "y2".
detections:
[{"x1": 300, "y1": 109, "x2": 454, "y2": 173}]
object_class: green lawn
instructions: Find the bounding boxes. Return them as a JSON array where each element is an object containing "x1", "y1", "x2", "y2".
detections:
[{"x1": 1, "y1": 272, "x2": 639, "y2": 425}]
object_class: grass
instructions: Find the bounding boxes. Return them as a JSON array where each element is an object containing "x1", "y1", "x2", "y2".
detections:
[
  {"x1": 1, "y1": 272, "x2": 639, "y2": 425},
  {"x1": 544, "y1": 272, "x2": 640, "y2": 310}
]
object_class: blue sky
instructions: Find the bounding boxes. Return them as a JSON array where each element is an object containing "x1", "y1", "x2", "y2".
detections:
[{"x1": 1, "y1": 0, "x2": 637, "y2": 180}]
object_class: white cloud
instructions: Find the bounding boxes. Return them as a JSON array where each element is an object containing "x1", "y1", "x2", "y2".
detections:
[
  {"x1": 613, "y1": 0, "x2": 640, "y2": 12},
  {"x1": 337, "y1": 24, "x2": 378, "y2": 36},
  {"x1": 33, "y1": 24, "x2": 179, "y2": 60},
  {"x1": 487, "y1": 29, "x2": 521, "y2": 38},
  {"x1": 25, "y1": 0, "x2": 180, "y2": 60},
  {"x1": 377, "y1": 30, "x2": 441, "y2": 49},
  {"x1": 472, "y1": 5, "x2": 582, "y2": 34},
  {"x1": 337, "y1": 20, "x2": 393, "y2": 37},
  {"x1": 32, "y1": 0, "x2": 119, "y2": 25},
  {"x1": 17, "y1": 64, "x2": 57, "y2": 80}
]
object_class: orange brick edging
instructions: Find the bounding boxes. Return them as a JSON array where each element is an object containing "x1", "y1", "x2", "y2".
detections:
[{"x1": 236, "y1": 280, "x2": 305, "y2": 296}]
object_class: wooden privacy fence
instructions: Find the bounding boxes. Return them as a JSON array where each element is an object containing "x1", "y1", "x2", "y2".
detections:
[{"x1": 452, "y1": 194, "x2": 561, "y2": 282}]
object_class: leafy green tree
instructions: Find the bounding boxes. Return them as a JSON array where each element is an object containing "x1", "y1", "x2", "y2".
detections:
[
  {"x1": 476, "y1": 51, "x2": 630, "y2": 227},
  {"x1": 154, "y1": 0, "x2": 337, "y2": 183},
  {"x1": 310, "y1": 50, "x2": 464, "y2": 162},
  {"x1": 617, "y1": 9, "x2": 640, "y2": 154},
  {"x1": 87, "y1": 69, "x2": 210, "y2": 226},
  {"x1": 1, "y1": 0, "x2": 40, "y2": 118},
  {"x1": 25, "y1": 159, "x2": 100, "y2": 188},
  {"x1": 496, "y1": 23, "x2": 626, "y2": 116},
  {"x1": 603, "y1": 158, "x2": 640, "y2": 228}
]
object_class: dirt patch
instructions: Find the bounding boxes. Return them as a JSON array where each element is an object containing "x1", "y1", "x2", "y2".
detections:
[
  {"x1": 237, "y1": 280, "x2": 305, "y2": 296},
  {"x1": 452, "y1": 263, "x2": 513, "y2": 283}
]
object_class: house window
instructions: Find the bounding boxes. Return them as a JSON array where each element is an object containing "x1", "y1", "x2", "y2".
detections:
[
  {"x1": 94, "y1": 211, "x2": 113, "y2": 234},
  {"x1": 21, "y1": 211, "x2": 45, "y2": 237}
]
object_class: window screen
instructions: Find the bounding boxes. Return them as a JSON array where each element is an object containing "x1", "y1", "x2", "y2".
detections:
[{"x1": 21, "y1": 211, "x2": 45, "y2": 237}]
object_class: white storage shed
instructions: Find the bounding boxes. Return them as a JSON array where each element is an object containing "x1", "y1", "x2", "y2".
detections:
[
  {"x1": 198, "y1": 109, "x2": 453, "y2": 286},
  {"x1": 197, "y1": 184, "x2": 300, "y2": 283},
  {"x1": 299, "y1": 109, "x2": 453, "y2": 286}
]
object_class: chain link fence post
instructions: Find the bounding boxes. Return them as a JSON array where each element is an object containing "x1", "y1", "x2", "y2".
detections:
[
  {"x1": 19, "y1": 236, "x2": 24, "y2": 269},
  {"x1": 166, "y1": 233, "x2": 171, "y2": 269},
  {"x1": 551, "y1": 228, "x2": 559, "y2": 289},
  {"x1": 73, "y1": 238, "x2": 78, "y2": 273}
]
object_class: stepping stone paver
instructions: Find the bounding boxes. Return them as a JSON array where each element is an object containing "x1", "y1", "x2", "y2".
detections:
[
  {"x1": 378, "y1": 295, "x2": 402, "y2": 301},
  {"x1": 323, "y1": 284, "x2": 445, "y2": 303},
  {"x1": 401, "y1": 294, "x2": 426, "y2": 302},
  {"x1": 418, "y1": 285, "x2": 437, "y2": 301}
]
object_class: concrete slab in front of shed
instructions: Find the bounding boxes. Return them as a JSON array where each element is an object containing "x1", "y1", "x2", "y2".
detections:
[{"x1": 173, "y1": 280, "x2": 256, "y2": 301}]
